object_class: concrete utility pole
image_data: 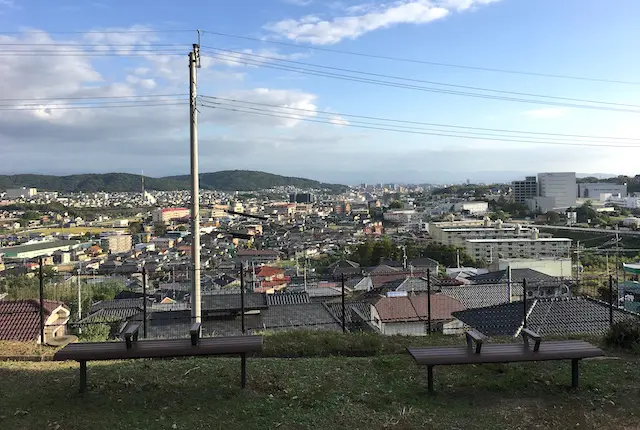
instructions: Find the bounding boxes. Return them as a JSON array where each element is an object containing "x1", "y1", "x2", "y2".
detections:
[{"x1": 189, "y1": 43, "x2": 202, "y2": 323}]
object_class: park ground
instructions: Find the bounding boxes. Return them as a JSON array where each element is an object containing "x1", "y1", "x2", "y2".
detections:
[{"x1": 0, "y1": 332, "x2": 638, "y2": 430}]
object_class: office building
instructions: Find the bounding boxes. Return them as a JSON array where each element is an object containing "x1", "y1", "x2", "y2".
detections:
[
  {"x1": 512, "y1": 176, "x2": 537, "y2": 204},
  {"x1": 526, "y1": 172, "x2": 576, "y2": 212},
  {"x1": 577, "y1": 183, "x2": 627, "y2": 199}
]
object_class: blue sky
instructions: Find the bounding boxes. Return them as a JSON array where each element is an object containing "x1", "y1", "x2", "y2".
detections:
[{"x1": 1, "y1": 0, "x2": 639, "y2": 184}]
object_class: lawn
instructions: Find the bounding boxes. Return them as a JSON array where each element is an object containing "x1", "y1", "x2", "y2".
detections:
[{"x1": 0, "y1": 332, "x2": 638, "y2": 429}]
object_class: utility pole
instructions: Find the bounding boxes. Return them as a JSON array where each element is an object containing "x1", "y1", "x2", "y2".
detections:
[
  {"x1": 456, "y1": 249, "x2": 460, "y2": 269},
  {"x1": 77, "y1": 261, "x2": 82, "y2": 321},
  {"x1": 189, "y1": 42, "x2": 202, "y2": 324},
  {"x1": 575, "y1": 240, "x2": 581, "y2": 284}
]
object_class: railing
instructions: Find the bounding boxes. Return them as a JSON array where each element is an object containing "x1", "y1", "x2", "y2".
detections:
[{"x1": 1, "y1": 262, "x2": 639, "y2": 344}]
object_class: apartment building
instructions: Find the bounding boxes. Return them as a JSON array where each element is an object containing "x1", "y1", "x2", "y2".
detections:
[
  {"x1": 513, "y1": 176, "x2": 537, "y2": 204},
  {"x1": 465, "y1": 229, "x2": 571, "y2": 263},
  {"x1": 152, "y1": 207, "x2": 190, "y2": 223},
  {"x1": 430, "y1": 219, "x2": 535, "y2": 248},
  {"x1": 100, "y1": 234, "x2": 133, "y2": 254}
]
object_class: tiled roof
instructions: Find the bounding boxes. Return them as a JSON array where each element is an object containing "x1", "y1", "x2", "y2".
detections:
[
  {"x1": 259, "y1": 303, "x2": 342, "y2": 332},
  {"x1": 440, "y1": 284, "x2": 523, "y2": 309},
  {"x1": 325, "y1": 301, "x2": 371, "y2": 324},
  {"x1": 201, "y1": 293, "x2": 268, "y2": 311},
  {"x1": 267, "y1": 292, "x2": 310, "y2": 306},
  {"x1": 452, "y1": 297, "x2": 640, "y2": 337},
  {"x1": 77, "y1": 307, "x2": 141, "y2": 324},
  {"x1": 90, "y1": 298, "x2": 146, "y2": 314},
  {"x1": 468, "y1": 269, "x2": 556, "y2": 284},
  {"x1": 373, "y1": 295, "x2": 465, "y2": 322},
  {"x1": 255, "y1": 266, "x2": 284, "y2": 278},
  {"x1": 0, "y1": 299, "x2": 67, "y2": 341}
]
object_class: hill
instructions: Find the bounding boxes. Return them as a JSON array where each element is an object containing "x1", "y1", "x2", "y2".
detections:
[{"x1": 0, "y1": 171, "x2": 347, "y2": 193}]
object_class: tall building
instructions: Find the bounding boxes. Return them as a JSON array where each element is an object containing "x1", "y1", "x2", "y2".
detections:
[
  {"x1": 513, "y1": 176, "x2": 537, "y2": 204},
  {"x1": 537, "y1": 172, "x2": 577, "y2": 210},
  {"x1": 289, "y1": 193, "x2": 314, "y2": 204}
]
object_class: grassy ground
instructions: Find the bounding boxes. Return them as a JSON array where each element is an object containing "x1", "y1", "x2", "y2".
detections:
[{"x1": 1, "y1": 354, "x2": 638, "y2": 430}]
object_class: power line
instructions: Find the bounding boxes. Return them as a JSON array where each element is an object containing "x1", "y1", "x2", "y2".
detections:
[
  {"x1": 0, "y1": 50, "x2": 185, "y2": 57},
  {"x1": 199, "y1": 95, "x2": 640, "y2": 143},
  {"x1": 198, "y1": 101, "x2": 640, "y2": 148},
  {"x1": 202, "y1": 47, "x2": 639, "y2": 109},
  {"x1": 200, "y1": 30, "x2": 640, "y2": 86},
  {"x1": 201, "y1": 52, "x2": 640, "y2": 114},
  {"x1": 0, "y1": 29, "x2": 194, "y2": 35},
  {"x1": 0, "y1": 93, "x2": 186, "y2": 102},
  {"x1": 0, "y1": 101, "x2": 186, "y2": 111}
]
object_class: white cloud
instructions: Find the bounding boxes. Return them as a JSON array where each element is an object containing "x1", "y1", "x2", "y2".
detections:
[
  {"x1": 283, "y1": 0, "x2": 313, "y2": 5},
  {"x1": 264, "y1": 0, "x2": 500, "y2": 45},
  {"x1": 522, "y1": 108, "x2": 570, "y2": 119},
  {"x1": 329, "y1": 115, "x2": 350, "y2": 126}
]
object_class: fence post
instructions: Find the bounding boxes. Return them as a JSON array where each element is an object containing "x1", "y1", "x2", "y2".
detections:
[
  {"x1": 427, "y1": 269, "x2": 431, "y2": 335},
  {"x1": 39, "y1": 257, "x2": 45, "y2": 345},
  {"x1": 522, "y1": 278, "x2": 527, "y2": 329},
  {"x1": 341, "y1": 273, "x2": 346, "y2": 333},
  {"x1": 609, "y1": 275, "x2": 614, "y2": 327},
  {"x1": 240, "y1": 263, "x2": 246, "y2": 335},
  {"x1": 142, "y1": 266, "x2": 148, "y2": 338}
]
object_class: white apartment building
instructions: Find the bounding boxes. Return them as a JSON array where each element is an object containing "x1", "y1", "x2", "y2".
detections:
[
  {"x1": 5, "y1": 187, "x2": 37, "y2": 199},
  {"x1": 453, "y1": 201, "x2": 489, "y2": 215},
  {"x1": 465, "y1": 229, "x2": 571, "y2": 263},
  {"x1": 383, "y1": 210, "x2": 417, "y2": 224},
  {"x1": 430, "y1": 219, "x2": 536, "y2": 248}
]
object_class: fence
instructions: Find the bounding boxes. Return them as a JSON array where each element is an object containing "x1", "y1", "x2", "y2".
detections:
[{"x1": 1, "y1": 260, "x2": 639, "y2": 345}]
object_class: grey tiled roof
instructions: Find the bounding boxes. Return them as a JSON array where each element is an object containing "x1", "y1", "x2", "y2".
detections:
[
  {"x1": 468, "y1": 269, "x2": 556, "y2": 284},
  {"x1": 452, "y1": 297, "x2": 640, "y2": 337},
  {"x1": 440, "y1": 284, "x2": 523, "y2": 309},
  {"x1": 90, "y1": 298, "x2": 147, "y2": 314},
  {"x1": 325, "y1": 301, "x2": 371, "y2": 324},
  {"x1": 201, "y1": 293, "x2": 267, "y2": 311},
  {"x1": 258, "y1": 303, "x2": 342, "y2": 332},
  {"x1": 78, "y1": 307, "x2": 141, "y2": 324},
  {"x1": 267, "y1": 291, "x2": 310, "y2": 306}
]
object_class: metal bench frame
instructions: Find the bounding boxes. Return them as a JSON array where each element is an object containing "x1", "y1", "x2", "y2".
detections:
[
  {"x1": 409, "y1": 329, "x2": 604, "y2": 393},
  {"x1": 54, "y1": 322, "x2": 263, "y2": 393}
]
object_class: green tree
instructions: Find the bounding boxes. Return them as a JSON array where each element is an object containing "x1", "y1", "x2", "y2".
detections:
[
  {"x1": 128, "y1": 221, "x2": 143, "y2": 235},
  {"x1": 153, "y1": 222, "x2": 167, "y2": 236},
  {"x1": 389, "y1": 200, "x2": 403, "y2": 209},
  {"x1": 546, "y1": 211, "x2": 561, "y2": 224}
]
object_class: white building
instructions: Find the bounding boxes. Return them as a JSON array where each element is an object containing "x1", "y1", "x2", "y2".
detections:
[
  {"x1": 5, "y1": 187, "x2": 37, "y2": 199},
  {"x1": 453, "y1": 201, "x2": 488, "y2": 215},
  {"x1": 383, "y1": 209, "x2": 417, "y2": 224},
  {"x1": 465, "y1": 234, "x2": 572, "y2": 263},
  {"x1": 430, "y1": 219, "x2": 536, "y2": 248},
  {"x1": 577, "y1": 183, "x2": 627, "y2": 200},
  {"x1": 489, "y1": 257, "x2": 572, "y2": 278}
]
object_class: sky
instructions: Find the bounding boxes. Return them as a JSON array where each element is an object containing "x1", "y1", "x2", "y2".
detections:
[{"x1": 1, "y1": 0, "x2": 640, "y2": 185}]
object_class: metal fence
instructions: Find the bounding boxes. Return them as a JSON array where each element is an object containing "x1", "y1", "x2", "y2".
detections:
[{"x1": 1, "y1": 260, "x2": 639, "y2": 345}]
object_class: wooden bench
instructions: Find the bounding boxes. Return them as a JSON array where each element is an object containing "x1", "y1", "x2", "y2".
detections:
[
  {"x1": 53, "y1": 322, "x2": 263, "y2": 393},
  {"x1": 408, "y1": 329, "x2": 604, "y2": 393}
]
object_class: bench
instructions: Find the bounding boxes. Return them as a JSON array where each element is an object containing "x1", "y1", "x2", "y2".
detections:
[
  {"x1": 53, "y1": 322, "x2": 263, "y2": 393},
  {"x1": 408, "y1": 328, "x2": 604, "y2": 393}
]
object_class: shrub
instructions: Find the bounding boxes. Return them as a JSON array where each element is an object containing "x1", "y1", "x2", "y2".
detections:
[{"x1": 604, "y1": 319, "x2": 640, "y2": 352}]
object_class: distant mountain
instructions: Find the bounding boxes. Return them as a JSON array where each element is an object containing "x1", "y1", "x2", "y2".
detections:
[{"x1": 0, "y1": 170, "x2": 347, "y2": 193}]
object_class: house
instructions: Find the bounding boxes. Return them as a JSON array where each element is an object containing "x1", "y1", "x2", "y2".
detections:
[
  {"x1": 236, "y1": 249, "x2": 282, "y2": 267},
  {"x1": 253, "y1": 266, "x2": 289, "y2": 292},
  {"x1": 452, "y1": 297, "x2": 640, "y2": 337},
  {"x1": 0, "y1": 299, "x2": 70, "y2": 344},
  {"x1": 370, "y1": 294, "x2": 465, "y2": 336}
]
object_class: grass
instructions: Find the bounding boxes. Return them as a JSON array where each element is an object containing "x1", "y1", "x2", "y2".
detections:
[
  {"x1": 1, "y1": 354, "x2": 638, "y2": 429},
  {"x1": 29, "y1": 226, "x2": 123, "y2": 235}
]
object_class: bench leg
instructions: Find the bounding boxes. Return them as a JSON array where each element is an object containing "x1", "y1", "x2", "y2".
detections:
[
  {"x1": 571, "y1": 359, "x2": 579, "y2": 388},
  {"x1": 79, "y1": 361, "x2": 87, "y2": 394},
  {"x1": 240, "y1": 353, "x2": 247, "y2": 389},
  {"x1": 427, "y1": 365, "x2": 434, "y2": 393}
]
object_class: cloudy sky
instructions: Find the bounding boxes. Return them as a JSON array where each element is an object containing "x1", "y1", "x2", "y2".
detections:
[{"x1": 1, "y1": 0, "x2": 640, "y2": 184}]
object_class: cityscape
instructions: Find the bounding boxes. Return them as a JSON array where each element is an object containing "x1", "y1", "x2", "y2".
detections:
[{"x1": 2, "y1": 0, "x2": 640, "y2": 428}]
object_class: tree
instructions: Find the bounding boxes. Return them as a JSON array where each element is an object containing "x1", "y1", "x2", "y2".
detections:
[
  {"x1": 389, "y1": 200, "x2": 403, "y2": 209},
  {"x1": 153, "y1": 222, "x2": 167, "y2": 236},
  {"x1": 546, "y1": 211, "x2": 561, "y2": 224},
  {"x1": 128, "y1": 221, "x2": 142, "y2": 235}
]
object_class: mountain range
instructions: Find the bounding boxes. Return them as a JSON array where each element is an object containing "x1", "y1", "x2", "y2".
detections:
[{"x1": 0, "y1": 170, "x2": 348, "y2": 193}]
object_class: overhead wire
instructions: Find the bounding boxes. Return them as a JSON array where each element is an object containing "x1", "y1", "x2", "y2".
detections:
[
  {"x1": 199, "y1": 95, "x2": 640, "y2": 144},
  {"x1": 202, "y1": 47, "x2": 639, "y2": 109},
  {"x1": 200, "y1": 30, "x2": 640, "y2": 86},
  {"x1": 197, "y1": 100, "x2": 640, "y2": 148},
  {"x1": 200, "y1": 51, "x2": 640, "y2": 114}
]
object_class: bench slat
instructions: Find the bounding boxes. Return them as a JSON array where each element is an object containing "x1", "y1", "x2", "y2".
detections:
[
  {"x1": 53, "y1": 336, "x2": 263, "y2": 361},
  {"x1": 408, "y1": 341, "x2": 603, "y2": 365}
]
